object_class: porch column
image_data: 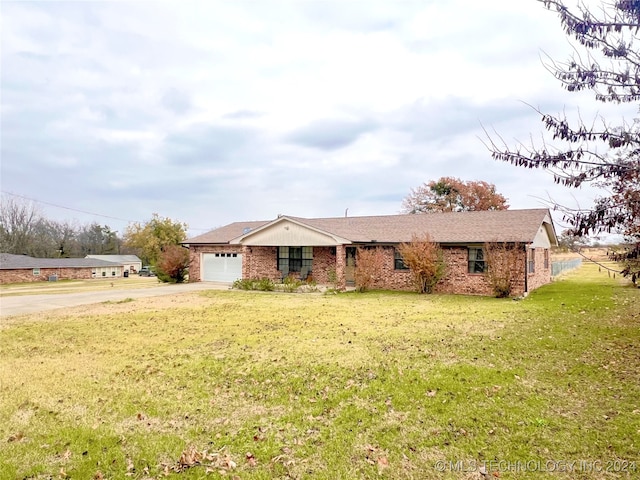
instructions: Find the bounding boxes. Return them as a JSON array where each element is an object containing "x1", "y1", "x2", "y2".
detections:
[
  {"x1": 242, "y1": 245, "x2": 250, "y2": 279},
  {"x1": 335, "y1": 244, "x2": 346, "y2": 290}
]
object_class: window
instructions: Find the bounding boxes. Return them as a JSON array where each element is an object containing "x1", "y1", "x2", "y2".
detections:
[
  {"x1": 394, "y1": 249, "x2": 408, "y2": 270},
  {"x1": 544, "y1": 249, "x2": 549, "y2": 270},
  {"x1": 278, "y1": 246, "x2": 312, "y2": 273},
  {"x1": 468, "y1": 247, "x2": 486, "y2": 273},
  {"x1": 346, "y1": 247, "x2": 356, "y2": 267},
  {"x1": 528, "y1": 248, "x2": 536, "y2": 273},
  {"x1": 33, "y1": 268, "x2": 40, "y2": 276}
]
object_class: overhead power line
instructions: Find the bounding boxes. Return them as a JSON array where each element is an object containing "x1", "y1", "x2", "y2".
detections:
[
  {"x1": 1, "y1": 190, "x2": 138, "y2": 224},
  {"x1": 0, "y1": 190, "x2": 213, "y2": 232}
]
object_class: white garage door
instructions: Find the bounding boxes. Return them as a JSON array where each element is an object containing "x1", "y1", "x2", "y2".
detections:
[{"x1": 202, "y1": 253, "x2": 242, "y2": 282}]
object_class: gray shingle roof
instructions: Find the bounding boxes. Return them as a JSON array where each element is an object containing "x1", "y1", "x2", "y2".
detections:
[
  {"x1": 86, "y1": 255, "x2": 142, "y2": 263},
  {"x1": 184, "y1": 209, "x2": 556, "y2": 245},
  {"x1": 185, "y1": 221, "x2": 271, "y2": 244},
  {"x1": 0, "y1": 253, "x2": 123, "y2": 270}
]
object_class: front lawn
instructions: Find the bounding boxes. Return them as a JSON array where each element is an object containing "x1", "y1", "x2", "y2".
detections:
[{"x1": 1, "y1": 264, "x2": 638, "y2": 479}]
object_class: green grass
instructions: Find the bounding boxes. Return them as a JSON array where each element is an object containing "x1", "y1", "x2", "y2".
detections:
[{"x1": 1, "y1": 264, "x2": 638, "y2": 479}]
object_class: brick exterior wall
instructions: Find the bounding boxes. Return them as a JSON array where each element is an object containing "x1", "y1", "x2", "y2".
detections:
[
  {"x1": 435, "y1": 246, "x2": 526, "y2": 296},
  {"x1": 243, "y1": 246, "x2": 279, "y2": 280},
  {"x1": 358, "y1": 246, "x2": 413, "y2": 291},
  {"x1": 310, "y1": 247, "x2": 337, "y2": 284},
  {"x1": 434, "y1": 247, "x2": 493, "y2": 295},
  {"x1": 346, "y1": 245, "x2": 520, "y2": 295},
  {"x1": 240, "y1": 246, "x2": 339, "y2": 284},
  {"x1": 360, "y1": 245, "x2": 551, "y2": 296},
  {"x1": 188, "y1": 243, "x2": 552, "y2": 295},
  {"x1": 1, "y1": 267, "x2": 101, "y2": 284},
  {"x1": 188, "y1": 245, "x2": 243, "y2": 282},
  {"x1": 335, "y1": 245, "x2": 346, "y2": 289},
  {"x1": 526, "y1": 247, "x2": 552, "y2": 292}
]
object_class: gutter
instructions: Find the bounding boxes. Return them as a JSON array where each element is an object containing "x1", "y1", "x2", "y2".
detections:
[{"x1": 524, "y1": 243, "x2": 529, "y2": 294}]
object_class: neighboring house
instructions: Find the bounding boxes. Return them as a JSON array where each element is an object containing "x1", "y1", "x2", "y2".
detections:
[
  {"x1": 85, "y1": 255, "x2": 142, "y2": 274},
  {"x1": 183, "y1": 208, "x2": 558, "y2": 296},
  {"x1": 0, "y1": 254, "x2": 124, "y2": 284}
]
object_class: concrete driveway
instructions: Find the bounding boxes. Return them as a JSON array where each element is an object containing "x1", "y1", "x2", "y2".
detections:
[{"x1": 0, "y1": 282, "x2": 229, "y2": 318}]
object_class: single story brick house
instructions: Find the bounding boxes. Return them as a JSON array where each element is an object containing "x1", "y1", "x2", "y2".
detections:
[
  {"x1": 183, "y1": 208, "x2": 558, "y2": 296},
  {"x1": 85, "y1": 255, "x2": 143, "y2": 274},
  {"x1": 0, "y1": 253, "x2": 125, "y2": 284}
]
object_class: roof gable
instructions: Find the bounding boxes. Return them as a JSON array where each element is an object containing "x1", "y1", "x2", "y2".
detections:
[{"x1": 231, "y1": 216, "x2": 351, "y2": 246}]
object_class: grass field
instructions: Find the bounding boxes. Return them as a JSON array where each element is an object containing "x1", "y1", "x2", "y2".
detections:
[{"x1": 1, "y1": 264, "x2": 638, "y2": 479}]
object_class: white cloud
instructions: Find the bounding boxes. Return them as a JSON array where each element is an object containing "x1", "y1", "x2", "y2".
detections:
[{"x1": 1, "y1": 0, "x2": 629, "y2": 237}]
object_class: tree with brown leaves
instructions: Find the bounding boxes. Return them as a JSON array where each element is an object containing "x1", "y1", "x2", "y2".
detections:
[
  {"x1": 402, "y1": 177, "x2": 509, "y2": 214},
  {"x1": 484, "y1": 242, "x2": 524, "y2": 298},
  {"x1": 156, "y1": 244, "x2": 190, "y2": 283},
  {"x1": 354, "y1": 247, "x2": 386, "y2": 292},
  {"x1": 397, "y1": 234, "x2": 446, "y2": 293}
]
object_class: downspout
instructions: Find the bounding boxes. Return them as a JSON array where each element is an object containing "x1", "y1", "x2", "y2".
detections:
[{"x1": 524, "y1": 243, "x2": 528, "y2": 294}]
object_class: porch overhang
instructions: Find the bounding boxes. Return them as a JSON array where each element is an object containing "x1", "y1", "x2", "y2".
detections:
[{"x1": 230, "y1": 216, "x2": 351, "y2": 246}]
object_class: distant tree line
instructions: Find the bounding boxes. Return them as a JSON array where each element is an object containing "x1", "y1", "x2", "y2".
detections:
[
  {"x1": 1, "y1": 195, "x2": 191, "y2": 283},
  {"x1": 0, "y1": 196, "x2": 124, "y2": 258}
]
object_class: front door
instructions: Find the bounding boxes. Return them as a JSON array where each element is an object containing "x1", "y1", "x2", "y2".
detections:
[{"x1": 345, "y1": 247, "x2": 356, "y2": 285}]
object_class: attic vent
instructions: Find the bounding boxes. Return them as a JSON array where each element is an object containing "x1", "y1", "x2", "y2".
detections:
[{"x1": 242, "y1": 227, "x2": 252, "y2": 234}]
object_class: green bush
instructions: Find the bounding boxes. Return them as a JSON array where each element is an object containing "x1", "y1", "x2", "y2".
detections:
[
  {"x1": 232, "y1": 278, "x2": 255, "y2": 290},
  {"x1": 256, "y1": 278, "x2": 275, "y2": 291},
  {"x1": 233, "y1": 278, "x2": 275, "y2": 291},
  {"x1": 282, "y1": 275, "x2": 303, "y2": 293}
]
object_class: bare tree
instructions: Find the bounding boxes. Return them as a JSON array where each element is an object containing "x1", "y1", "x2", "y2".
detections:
[
  {"x1": 28, "y1": 219, "x2": 78, "y2": 258},
  {"x1": 0, "y1": 194, "x2": 124, "y2": 258},
  {"x1": 0, "y1": 195, "x2": 42, "y2": 255},
  {"x1": 77, "y1": 223, "x2": 120, "y2": 256}
]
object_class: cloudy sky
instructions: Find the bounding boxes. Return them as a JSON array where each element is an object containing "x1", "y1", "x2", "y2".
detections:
[{"x1": 1, "y1": 0, "x2": 632, "y2": 237}]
